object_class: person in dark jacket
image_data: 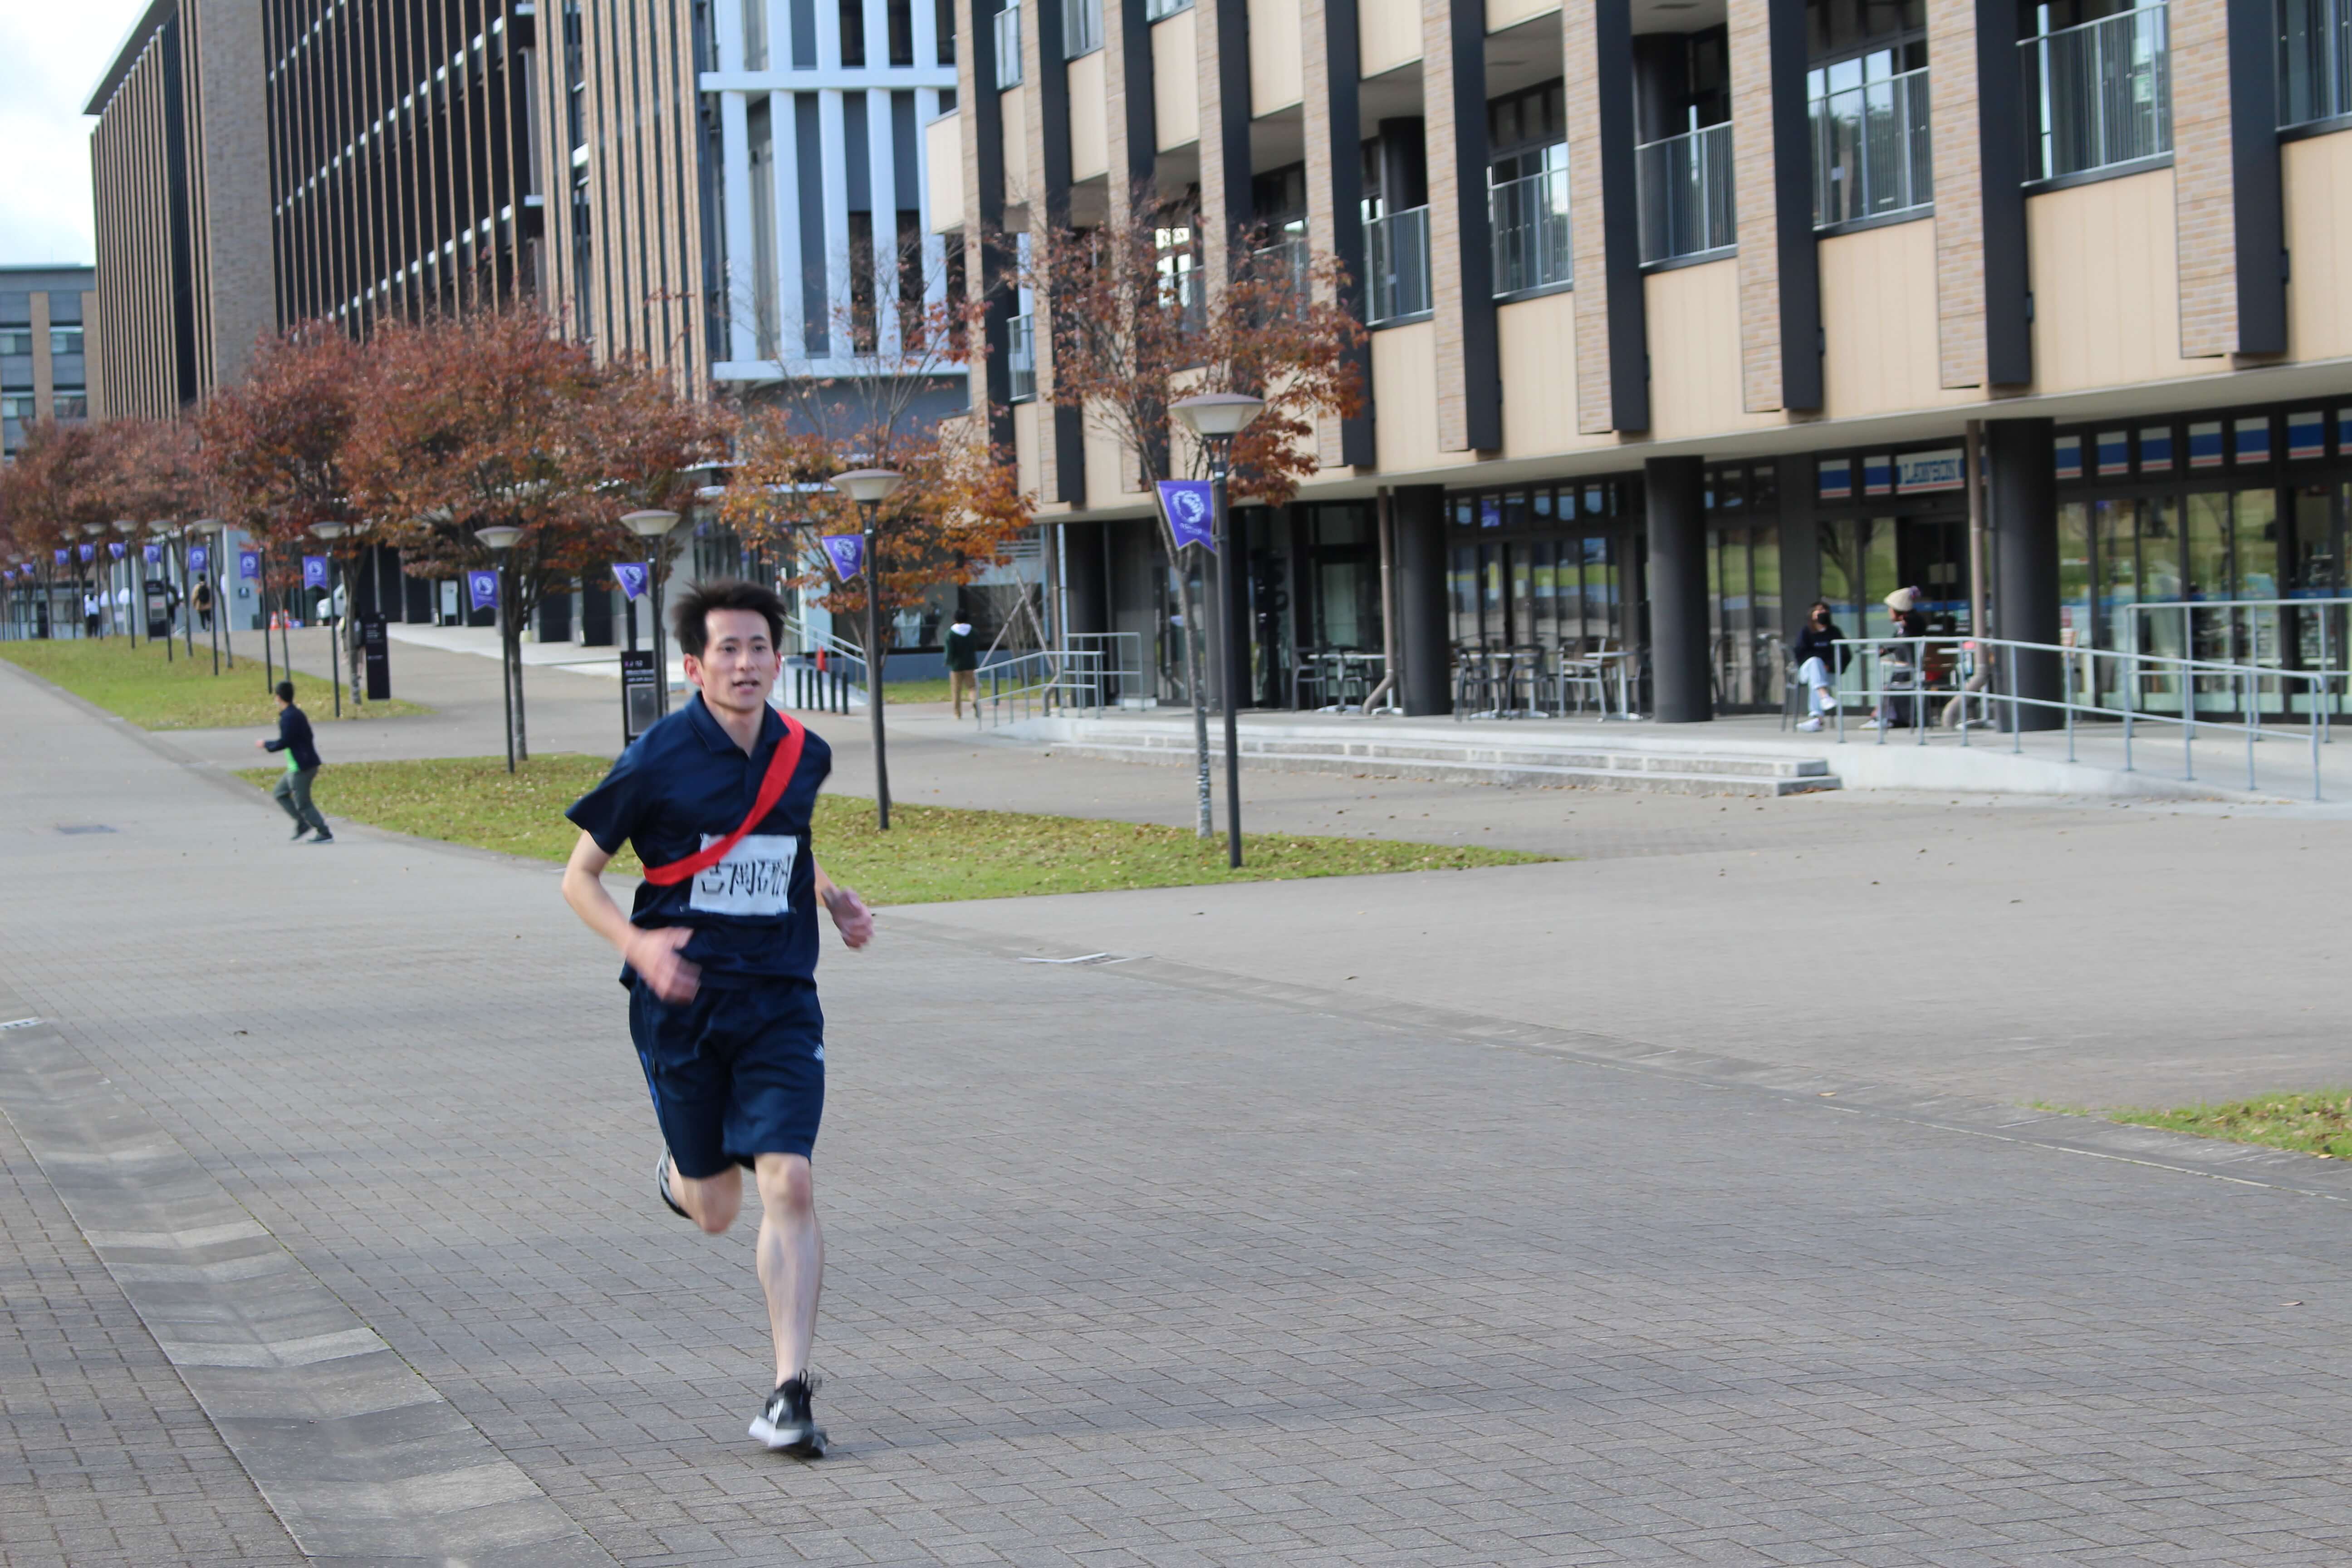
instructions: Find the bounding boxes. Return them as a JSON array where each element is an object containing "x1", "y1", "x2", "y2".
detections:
[
  {"x1": 1790, "y1": 601, "x2": 1847, "y2": 731},
  {"x1": 256, "y1": 680, "x2": 333, "y2": 843},
  {"x1": 942, "y1": 613, "x2": 978, "y2": 719}
]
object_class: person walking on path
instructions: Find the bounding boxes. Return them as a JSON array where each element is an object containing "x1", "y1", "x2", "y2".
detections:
[
  {"x1": 560, "y1": 578, "x2": 874, "y2": 1458},
  {"x1": 943, "y1": 613, "x2": 978, "y2": 719},
  {"x1": 256, "y1": 681, "x2": 333, "y2": 843},
  {"x1": 82, "y1": 591, "x2": 100, "y2": 638}
]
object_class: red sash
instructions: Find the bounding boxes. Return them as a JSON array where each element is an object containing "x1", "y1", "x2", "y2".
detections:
[{"x1": 640, "y1": 713, "x2": 807, "y2": 887}]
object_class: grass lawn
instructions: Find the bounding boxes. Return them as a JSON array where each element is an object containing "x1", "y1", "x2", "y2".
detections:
[
  {"x1": 1, "y1": 637, "x2": 429, "y2": 730},
  {"x1": 231, "y1": 752, "x2": 1549, "y2": 901},
  {"x1": 2111, "y1": 1092, "x2": 2352, "y2": 1161},
  {"x1": 877, "y1": 677, "x2": 955, "y2": 705}
]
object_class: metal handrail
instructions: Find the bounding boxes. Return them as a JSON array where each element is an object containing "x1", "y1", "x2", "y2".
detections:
[
  {"x1": 1830, "y1": 633, "x2": 2338, "y2": 800},
  {"x1": 1489, "y1": 162, "x2": 1572, "y2": 295},
  {"x1": 1007, "y1": 313, "x2": 1036, "y2": 402},
  {"x1": 1636, "y1": 122, "x2": 1735, "y2": 263},
  {"x1": 2281, "y1": 0, "x2": 2352, "y2": 127},
  {"x1": 972, "y1": 632, "x2": 1145, "y2": 727},
  {"x1": 993, "y1": 4, "x2": 1023, "y2": 86},
  {"x1": 1363, "y1": 205, "x2": 1432, "y2": 324},
  {"x1": 1810, "y1": 62, "x2": 1932, "y2": 227}
]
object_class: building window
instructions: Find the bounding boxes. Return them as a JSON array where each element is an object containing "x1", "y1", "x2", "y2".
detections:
[
  {"x1": 1488, "y1": 81, "x2": 1570, "y2": 296},
  {"x1": 841, "y1": 0, "x2": 867, "y2": 64},
  {"x1": 1144, "y1": 0, "x2": 1190, "y2": 20},
  {"x1": 0, "y1": 394, "x2": 34, "y2": 420},
  {"x1": 48, "y1": 325, "x2": 83, "y2": 358},
  {"x1": 1807, "y1": 0, "x2": 1930, "y2": 226},
  {"x1": 2279, "y1": 0, "x2": 2352, "y2": 127},
  {"x1": 0, "y1": 329, "x2": 29, "y2": 357},
  {"x1": 1633, "y1": 24, "x2": 1735, "y2": 263},
  {"x1": 2024, "y1": 0, "x2": 2171, "y2": 183},
  {"x1": 1063, "y1": 0, "x2": 1100, "y2": 57},
  {"x1": 51, "y1": 388, "x2": 88, "y2": 420},
  {"x1": 993, "y1": 2, "x2": 1021, "y2": 85}
]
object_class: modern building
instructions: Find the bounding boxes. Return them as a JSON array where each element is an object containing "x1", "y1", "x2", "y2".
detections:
[
  {"x1": 928, "y1": 0, "x2": 2352, "y2": 723},
  {"x1": 0, "y1": 268, "x2": 98, "y2": 460}
]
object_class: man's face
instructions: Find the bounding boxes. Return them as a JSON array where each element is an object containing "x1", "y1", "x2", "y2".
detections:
[{"x1": 686, "y1": 608, "x2": 780, "y2": 716}]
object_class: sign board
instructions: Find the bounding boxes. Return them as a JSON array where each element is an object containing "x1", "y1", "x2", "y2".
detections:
[
  {"x1": 144, "y1": 579, "x2": 172, "y2": 639},
  {"x1": 620, "y1": 649, "x2": 661, "y2": 742},
  {"x1": 439, "y1": 579, "x2": 460, "y2": 622},
  {"x1": 360, "y1": 617, "x2": 392, "y2": 701},
  {"x1": 1895, "y1": 448, "x2": 1965, "y2": 494}
]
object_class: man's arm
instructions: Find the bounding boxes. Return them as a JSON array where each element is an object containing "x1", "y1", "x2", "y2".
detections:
[
  {"x1": 812, "y1": 858, "x2": 874, "y2": 950},
  {"x1": 562, "y1": 830, "x2": 700, "y2": 1000}
]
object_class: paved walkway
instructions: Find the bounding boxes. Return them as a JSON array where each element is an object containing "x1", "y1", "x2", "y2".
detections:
[{"x1": 5, "y1": 654, "x2": 2352, "y2": 1565}]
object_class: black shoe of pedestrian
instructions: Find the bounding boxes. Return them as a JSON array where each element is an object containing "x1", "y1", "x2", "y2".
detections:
[
  {"x1": 308, "y1": 833, "x2": 334, "y2": 844},
  {"x1": 654, "y1": 1151, "x2": 690, "y2": 1220},
  {"x1": 750, "y1": 1375, "x2": 826, "y2": 1456},
  {"x1": 290, "y1": 823, "x2": 310, "y2": 841}
]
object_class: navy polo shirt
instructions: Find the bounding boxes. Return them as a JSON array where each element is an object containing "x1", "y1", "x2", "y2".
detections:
[{"x1": 566, "y1": 693, "x2": 834, "y2": 989}]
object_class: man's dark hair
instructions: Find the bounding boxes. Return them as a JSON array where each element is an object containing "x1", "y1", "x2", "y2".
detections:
[
  {"x1": 671, "y1": 578, "x2": 786, "y2": 658},
  {"x1": 274, "y1": 680, "x2": 296, "y2": 703}
]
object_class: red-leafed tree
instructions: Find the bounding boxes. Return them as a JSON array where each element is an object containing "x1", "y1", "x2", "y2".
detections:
[
  {"x1": 717, "y1": 246, "x2": 1035, "y2": 676},
  {"x1": 348, "y1": 308, "x2": 728, "y2": 758},
  {"x1": 1029, "y1": 188, "x2": 1367, "y2": 834},
  {"x1": 0, "y1": 419, "x2": 110, "y2": 633},
  {"x1": 196, "y1": 325, "x2": 368, "y2": 610}
]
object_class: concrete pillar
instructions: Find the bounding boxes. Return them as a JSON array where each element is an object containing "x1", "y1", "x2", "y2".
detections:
[
  {"x1": 1645, "y1": 456, "x2": 1710, "y2": 723},
  {"x1": 1774, "y1": 454, "x2": 1819, "y2": 641},
  {"x1": 1392, "y1": 485, "x2": 1451, "y2": 716},
  {"x1": 1987, "y1": 417, "x2": 2060, "y2": 729}
]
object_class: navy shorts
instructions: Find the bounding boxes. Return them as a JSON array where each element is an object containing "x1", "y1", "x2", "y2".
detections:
[{"x1": 627, "y1": 979, "x2": 825, "y2": 1178}]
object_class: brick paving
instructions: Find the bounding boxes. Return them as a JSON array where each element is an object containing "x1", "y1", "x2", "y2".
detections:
[{"x1": 4, "y1": 659, "x2": 2352, "y2": 1565}]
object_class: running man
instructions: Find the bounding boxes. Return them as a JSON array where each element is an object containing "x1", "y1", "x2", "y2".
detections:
[{"x1": 561, "y1": 578, "x2": 873, "y2": 1456}]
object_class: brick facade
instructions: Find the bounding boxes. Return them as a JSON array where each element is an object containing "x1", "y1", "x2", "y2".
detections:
[
  {"x1": 2170, "y1": 0, "x2": 2236, "y2": 359},
  {"x1": 1424, "y1": 2, "x2": 1470, "y2": 451},
  {"x1": 1563, "y1": 0, "x2": 1615, "y2": 434},
  {"x1": 1927, "y1": 0, "x2": 1986, "y2": 389},
  {"x1": 1300, "y1": 0, "x2": 1347, "y2": 467},
  {"x1": 1728, "y1": 0, "x2": 1784, "y2": 413}
]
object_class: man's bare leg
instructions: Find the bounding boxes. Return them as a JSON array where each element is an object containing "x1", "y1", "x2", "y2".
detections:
[
  {"x1": 754, "y1": 1153, "x2": 823, "y2": 1382},
  {"x1": 666, "y1": 1161, "x2": 744, "y2": 1235}
]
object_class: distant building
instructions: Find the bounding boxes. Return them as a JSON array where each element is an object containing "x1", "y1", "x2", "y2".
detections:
[{"x1": 0, "y1": 266, "x2": 98, "y2": 460}]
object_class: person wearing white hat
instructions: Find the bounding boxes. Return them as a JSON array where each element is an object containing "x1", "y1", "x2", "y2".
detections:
[{"x1": 1861, "y1": 587, "x2": 1931, "y2": 730}]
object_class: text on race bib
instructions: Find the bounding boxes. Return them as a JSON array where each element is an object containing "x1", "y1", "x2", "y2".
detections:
[{"x1": 687, "y1": 833, "x2": 799, "y2": 916}]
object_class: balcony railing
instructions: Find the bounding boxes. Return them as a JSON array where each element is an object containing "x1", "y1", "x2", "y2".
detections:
[
  {"x1": 1143, "y1": 0, "x2": 1191, "y2": 18},
  {"x1": 1063, "y1": 0, "x2": 1101, "y2": 57},
  {"x1": 993, "y1": 4, "x2": 1023, "y2": 86},
  {"x1": 2024, "y1": 4, "x2": 2170, "y2": 182},
  {"x1": 1363, "y1": 205, "x2": 1432, "y2": 325},
  {"x1": 1490, "y1": 163, "x2": 1572, "y2": 296},
  {"x1": 1811, "y1": 63, "x2": 1932, "y2": 226},
  {"x1": 2281, "y1": 0, "x2": 2352, "y2": 127},
  {"x1": 1250, "y1": 231, "x2": 1311, "y2": 313},
  {"x1": 1636, "y1": 122, "x2": 1735, "y2": 264},
  {"x1": 1007, "y1": 313, "x2": 1036, "y2": 401}
]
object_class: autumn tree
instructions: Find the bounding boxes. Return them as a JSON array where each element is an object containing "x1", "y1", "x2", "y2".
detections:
[
  {"x1": 348, "y1": 308, "x2": 726, "y2": 758},
  {"x1": 718, "y1": 247, "x2": 1034, "y2": 676},
  {"x1": 0, "y1": 419, "x2": 110, "y2": 633},
  {"x1": 1029, "y1": 188, "x2": 1367, "y2": 833}
]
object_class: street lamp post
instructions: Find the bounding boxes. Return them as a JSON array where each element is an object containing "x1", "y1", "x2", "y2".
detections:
[
  {"x1": 829, "y1": 469, "x2": 905, "y2": 831},
  {"x1": 621, "y1": 510, "x2": 681, "y2": 718},
  {"x1": 113, "y1": 520, "x2": 140, "y2": 647},
  {"x1": 312, "y1": 521, "x2": 350, "y2": 717},
  {"x1": 475, "y1": 524, "x2": 523, "y2": 773},
  {"x1": 1170, "y1": 392, "x2": 1266, "y2": 869},
  {"x1": 147, "y1": 523, "x2": 176, "y2": 662}
]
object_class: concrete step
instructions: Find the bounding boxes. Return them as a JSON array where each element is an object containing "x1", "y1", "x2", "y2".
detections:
[
  {"x1": 1068, "y1": 727, "x2": 1834, "y2": 780},
  {"x1": 1045, "y1": 739, "x2": 1841, "y2": 798}
]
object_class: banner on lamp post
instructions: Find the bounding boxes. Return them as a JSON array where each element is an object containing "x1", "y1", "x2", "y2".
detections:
[
  {"x1": 188, "y1": 545, "x2": 209, "y2": 574},
  {"x1": 612, "y1": 561, "x2": 650, "y2": 600},
  {"x1": 302, "y1": 555, "x2": 329, "y2": 590},
  {"x1": 54, "y1": 549, "x2": 68, "y2": 565},
  {"x1": 820, "y1": 534, "x2": 865, "y2": 582},
  {"x1": 107, "y1": 542, "x2": 125, "y2": 560},
  {"x1": 1156, "y1": 480, "x2": 1217, "y2": 553},
  {"x1": 467, "y1": 570, "x2": 500, "y2": 612},
  {"x1": 78, "y1": 544, "x2": 95, "y2": 563},
  {"x1": 143, "y1": 544, "x2": 163, "y2": 565},
  {"x1": 238, "y1": 549, "x2": 260, "y2": 579}
]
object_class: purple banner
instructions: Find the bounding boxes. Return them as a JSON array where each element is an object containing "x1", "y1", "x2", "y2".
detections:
[
  {"x1": 54, "y1": 549, "x2": 67, "y2": 564},
  {"x1": 188, "y1": 544, "x2": 209, "y2": 573},
  {"x1": 143, "y1": 543, "x2": 164, "y2": 565},
  {"x1": 820, "y1": 533, "x2": 865, "y2": 582},
  {"x1": 302, "y1": 555, "x2": 329, "y2": 589},
  {"x1": 1156, "y1": 480, "x2": 1216, "y2": 553},
  {"x1": 467, "y1": 570, "x2": 500, "y2": 612},
  {"x1": 107, "y1": 541, "x2": 125, "y2": 560},
  {"x1": 78, "y1": 544, "x2": 95, "y2": 563},
  {"x1": 612, "y1": 561, "x2": 650, "y2": 600},
  {"x1": 238, "y1": 549, "x2": 260, "y2": 580}
]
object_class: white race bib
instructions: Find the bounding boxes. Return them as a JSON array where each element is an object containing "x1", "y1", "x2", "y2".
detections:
[{"x1": 686, "y1": 833, "x2": 799, "y2": 916}]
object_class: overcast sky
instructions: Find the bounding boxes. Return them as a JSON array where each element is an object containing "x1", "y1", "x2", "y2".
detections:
[{"x1": 0, "y1": 2, "x2": 153, "y2": 267}]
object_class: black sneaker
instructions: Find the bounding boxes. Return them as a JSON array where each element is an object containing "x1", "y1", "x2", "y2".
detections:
[
  {"x1": 308, "y1": 832, "x2": 334, "y2": 844},
  {"x1": 749, "y1": 1375, "x2": 826, "y2": 1456},
  {"x1": 289, "y1": 823, "x2": 310, "y2": 841},
  {"x1": 654, "y1": 1151, "x2": 690, "y2": 1220}
]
